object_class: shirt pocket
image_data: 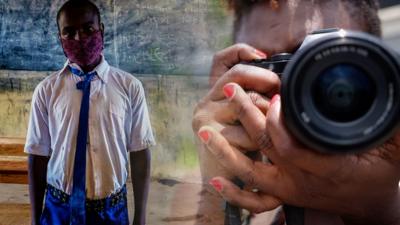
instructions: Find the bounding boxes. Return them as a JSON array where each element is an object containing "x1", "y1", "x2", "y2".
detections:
[
  {"x1": 52, "y1": 93, "x2": 80, "y2": 125},
  {"x1": 108, "y1": 101, "x2": 127, "y2": 120},
  {"x1": 105, "y1": 100, "x2": 128, "y2": 139}
]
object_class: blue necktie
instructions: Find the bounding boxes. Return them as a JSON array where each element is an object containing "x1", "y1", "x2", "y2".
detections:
[{"x1": 69, "y1": 66, "x2": 96, "y2": 225}]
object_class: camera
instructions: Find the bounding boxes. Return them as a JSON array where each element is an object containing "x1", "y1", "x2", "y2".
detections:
[{"x1": 245, "y1": 28, "x2": 400, "y2": 153}]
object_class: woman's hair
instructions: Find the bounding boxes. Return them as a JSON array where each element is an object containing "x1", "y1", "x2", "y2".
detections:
[{"x1": 225, "y1": 0, "x2": 381, "y2": 37}]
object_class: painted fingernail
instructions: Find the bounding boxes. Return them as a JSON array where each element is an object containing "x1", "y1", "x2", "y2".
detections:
[
  {"x1": 198, "y1": 130, "x2": 210, "y2": 144},
  {"x1": 254, "y1": 49, "x2": 267, "y2": 58},
  {"x1": 223, "y1": 84, "x2": 236, "y2": 99},
  {"x1": 270, "y1": 94, "x2": 280, "y2": 106},
  {"x1": 209, "y1": 179, "x2": 223, "y2": 192}
]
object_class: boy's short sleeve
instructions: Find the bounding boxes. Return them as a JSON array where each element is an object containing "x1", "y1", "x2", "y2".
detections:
[
  {"x1": 128, "y1": 80, "x2": 156, "y2": 152},
  {"x1": 24, "y1": 82, "x2": 51, "y2": 156}
]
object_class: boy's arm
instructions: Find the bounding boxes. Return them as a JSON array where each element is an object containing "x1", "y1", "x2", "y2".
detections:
[
  {"x1": 130, "y1": 148, "x2": 151, "y2": 225},
  {"x1": 28, "y1": 154, "x2": 49, "y2": 225}
]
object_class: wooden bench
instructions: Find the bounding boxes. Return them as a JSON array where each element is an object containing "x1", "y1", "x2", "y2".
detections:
[{"x1": 0, "y1": 138, "x2": 27, "y2": 184}]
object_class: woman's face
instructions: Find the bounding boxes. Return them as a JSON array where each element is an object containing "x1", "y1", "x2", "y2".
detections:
[{"x1": 235, "y1": 0, "x2": 364, "y2": 56}]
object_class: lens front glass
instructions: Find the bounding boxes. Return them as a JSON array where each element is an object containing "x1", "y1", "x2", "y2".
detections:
[{"x1": 312, "y1": 64, "x2": 376, "y2": 122}]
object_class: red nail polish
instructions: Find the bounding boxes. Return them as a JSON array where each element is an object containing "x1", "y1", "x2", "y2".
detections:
[
  {"x1": 198, "y1": 130, "x2": 210, "y2": 143},
  {"x1": 209, "y1": 179, "x2": 223, "y2": 192},
  {"x1": 254, "y1": 49, "x2": 267, "y2": 58},
  {"x1": 270, "y1": 94, "x2": 280, "y2": 106},
  {"x1": 223, "y1": 84, "x2": 235, "y2": 99}
]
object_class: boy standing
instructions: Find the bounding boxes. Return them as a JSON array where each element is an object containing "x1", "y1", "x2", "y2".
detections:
[{"x1": 25, "y1": 1, "x2": 155, "y2": 225}]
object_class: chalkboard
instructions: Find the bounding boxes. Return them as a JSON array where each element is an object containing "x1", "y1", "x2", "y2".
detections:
[
  {"x1": 380, "y1": 0, "x2": 399, "y2": 8},
  {"x1": 0, "y1": 0, "x2": 232, "y2": 75}
]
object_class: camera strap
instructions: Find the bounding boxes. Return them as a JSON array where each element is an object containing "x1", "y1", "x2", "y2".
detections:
[
  {"x1": 224, "y1": 178, "x2": 251, "y2": 225},
  {"x1": 283, "y1": 205, "x2": 304, "y2": 225}
]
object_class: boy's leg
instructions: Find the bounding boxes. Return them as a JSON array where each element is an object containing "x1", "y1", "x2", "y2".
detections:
[{"x1": 40, "y1": 187, "x2": 70, "y2": 225}]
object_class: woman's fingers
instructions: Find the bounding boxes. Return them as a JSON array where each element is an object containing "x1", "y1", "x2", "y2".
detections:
[
  {"x1": 209, "y1": 176, "x2": 282, "y2": 213},
  {"x1": 247, "y1": 90, "x2": 270, "y2": 114},
  {"x1": 223, "y1": 83, "x2": 273, "y2": 151},
  {"x1": 221, "y1": 125, "x2": 258, "y2": 151},
  {"x1": 209, "y1": 43, "x2": 268, "y2": 87},
  {"x1": 210, "y1": 64, "x2": 280, "y2": 101},
  {"x1": 198, "y1": 126, "x2": 280, "y2": 192}
]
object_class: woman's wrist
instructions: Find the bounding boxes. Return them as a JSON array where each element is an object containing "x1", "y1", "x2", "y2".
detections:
[{"x1": 341, "y1": 187, "x2": 400, "y2": 225}]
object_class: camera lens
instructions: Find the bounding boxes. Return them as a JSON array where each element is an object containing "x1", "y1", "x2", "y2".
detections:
[
  {"x1": 276, "y1": 30, "x2": 400, "y2": 152},
  {"x1": 311, "y1": 64, "x2": 376, "y2": 122}
]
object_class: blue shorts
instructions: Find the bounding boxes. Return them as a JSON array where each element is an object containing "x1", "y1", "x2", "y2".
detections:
[{"x1": 40, "y1": 184, "x2": 129, "y2": 225}]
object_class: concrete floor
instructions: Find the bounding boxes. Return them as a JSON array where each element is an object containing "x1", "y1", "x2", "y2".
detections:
[{"x1": 0, "y1": 179, "x2": 276, "y2": 225}]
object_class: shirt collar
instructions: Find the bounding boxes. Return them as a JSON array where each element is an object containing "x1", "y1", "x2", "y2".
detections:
[{"x1": 59, "y1": 55, "x2": 110, "y2": 83}]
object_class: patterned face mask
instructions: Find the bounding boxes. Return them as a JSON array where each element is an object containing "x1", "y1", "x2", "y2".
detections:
[{"x1": 61, "y1": 30, "x2": 103, "y2": 67}]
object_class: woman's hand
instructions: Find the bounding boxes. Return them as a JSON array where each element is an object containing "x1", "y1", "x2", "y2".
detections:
[
  {"x1": 198, "y1": 85, "x2": 400, "y2": 225},
  {"x1": 192, "y1": 43, "x2": 278, "y2": 185}
]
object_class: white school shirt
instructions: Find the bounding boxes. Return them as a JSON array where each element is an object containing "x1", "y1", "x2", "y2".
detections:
[{"x1": 24, "y1": 56, "x2": 156, "y2": 199}]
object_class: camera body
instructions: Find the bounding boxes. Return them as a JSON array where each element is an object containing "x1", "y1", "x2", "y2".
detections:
[{"x1": 246, "y1": 29, "x2": 400, "y2": 153}]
